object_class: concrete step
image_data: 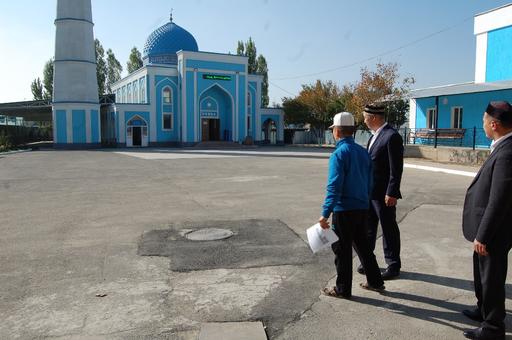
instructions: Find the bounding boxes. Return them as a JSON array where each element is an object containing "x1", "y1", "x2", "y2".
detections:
[{"x1": 199, "y1": 322, "x2": 267, "y2": 340}]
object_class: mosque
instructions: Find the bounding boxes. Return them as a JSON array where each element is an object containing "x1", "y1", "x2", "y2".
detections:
[{"x1": 52, "y1": 0, "x2": 283, "y2": 148}]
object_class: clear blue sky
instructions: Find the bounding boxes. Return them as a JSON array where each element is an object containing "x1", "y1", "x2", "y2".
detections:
[{"x1": 0, "y1": 0, "x2": 510, "y2": 105}]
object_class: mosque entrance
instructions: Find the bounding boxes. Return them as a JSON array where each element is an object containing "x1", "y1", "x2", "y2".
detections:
[
  {"x1": 126, "y1": 115, "x2": 148, "y2": 147},
  {"x1": 201, "y1": 118, "x2": 220, "y2": 141},
  {"x1": 262, "y1": 119, "x2": 277, "y2": 144}
]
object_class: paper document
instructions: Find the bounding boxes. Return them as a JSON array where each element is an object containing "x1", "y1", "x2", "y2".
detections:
[{"x1": 306, "y1": 223, "x2": 339, "y2": 253}]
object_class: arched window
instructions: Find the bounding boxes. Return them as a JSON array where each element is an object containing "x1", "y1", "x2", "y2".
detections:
[
  {"x1": 247, "y1": 92, "x2": 252, "y2": 133},
  {"x1": 162, "y1": 87, "x2": 173, "y2": 130},
  {"x1": 139, "y1": 77, "x2": 146, "y2": 104},
  {"x1": 163, "y1": 87, "x2": 172, "y2": 104},
  {"x1": 133, "y1": 81, "x2": 139, "y2": 103}
]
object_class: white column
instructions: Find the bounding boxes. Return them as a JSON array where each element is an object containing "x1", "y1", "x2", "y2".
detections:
[{"x1": 475, "y1": 33, "x2": 488, "y2": 83}]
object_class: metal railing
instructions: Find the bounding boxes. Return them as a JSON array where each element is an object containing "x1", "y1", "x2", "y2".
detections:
[{"x1": 287, "y1": 127, "x2": 491, "y2": 150}]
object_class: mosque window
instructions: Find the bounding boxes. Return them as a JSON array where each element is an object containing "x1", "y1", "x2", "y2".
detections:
[
  {"x1": 139, "y1": 78, "x2": 146, "y2": 104},
  {"x1": 162, "y1": 87, "x2": 173, "y2": 130},
  {"x1": 133, "y1": 81, "x2": 139, "y2": 103},
  {"x1": 163, "y1": 87, "x2": 172, "y2": 104}
]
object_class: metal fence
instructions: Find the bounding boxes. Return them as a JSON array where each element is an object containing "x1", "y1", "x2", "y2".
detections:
[
  {"x1": 400, "y1": 127, "x2": 490, "y2": 150},
  {"x1": 287, "y1": 127, "x2": 490, "y2": 150}
]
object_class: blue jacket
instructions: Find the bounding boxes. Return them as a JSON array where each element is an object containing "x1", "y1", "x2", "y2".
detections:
[{"x1": 321, "y1": 137, "x2": 373, "y2": 218}]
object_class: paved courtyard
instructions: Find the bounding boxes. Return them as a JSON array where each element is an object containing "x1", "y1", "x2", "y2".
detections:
[{"x1": 0, "y1": 147, "x2": 510, "y2": 339}]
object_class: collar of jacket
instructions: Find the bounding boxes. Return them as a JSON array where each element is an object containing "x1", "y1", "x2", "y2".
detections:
[{"x1": 335, "y1": 136, "x2": 354, "y2": 148}]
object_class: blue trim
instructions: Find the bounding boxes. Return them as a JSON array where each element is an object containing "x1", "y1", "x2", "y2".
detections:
[
  {"x1": 91, "y1": 110, "x2": 99, "y2": 143},
  {"x1": 54, "y1": 59, "x2": 96, "y2": 65},
  {"x1": 53, "y1": 101, "x2": 99, "y2": 104},
  {"x1": 54, "y1": 18, "x2": 94, "y2": 25},
  {"x1": 56, "y1": 110, "x2": 67, "y2": 143},
  {"x1": 72, "y1": 110, "x2": 86, "y2": 143}
]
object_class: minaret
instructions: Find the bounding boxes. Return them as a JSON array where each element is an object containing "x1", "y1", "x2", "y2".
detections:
[{"x1": 53, "y1": 0, "x2": 100, "y2": 147}]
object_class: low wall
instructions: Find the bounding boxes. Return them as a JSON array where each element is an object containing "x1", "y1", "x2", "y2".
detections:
[{"x1": 405, "y1": 145, "x2": 490, "y2": 165}]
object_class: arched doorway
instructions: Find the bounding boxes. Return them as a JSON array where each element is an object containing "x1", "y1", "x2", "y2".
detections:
[
  {"x1": 262, "y1": 118, "x2": 277, "y2": 144},
  {"x1": 126, "y1": 115, "x2": 148, "y2": 147},
  {"x1": 198, "y1": 85, "x2": 233, "y2": 142}
]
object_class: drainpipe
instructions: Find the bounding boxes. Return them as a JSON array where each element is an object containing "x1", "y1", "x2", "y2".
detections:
[{"x1": 434, "y1": 96, "x2": 439, "y2": 148}]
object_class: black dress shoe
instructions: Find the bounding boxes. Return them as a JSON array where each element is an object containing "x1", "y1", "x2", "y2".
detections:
[
  {"x1": 357, "y1": 264, "x2": 365, "y2": 275},
  {"x1": 381, "y1": 267, "x2": 399, "y2": 280},
  {"x1": 463, "y1": 326, "x2": 504, "y2": 339},
  {"x1": 462, "y1": 308, "x2": 484, "y2": 322}
]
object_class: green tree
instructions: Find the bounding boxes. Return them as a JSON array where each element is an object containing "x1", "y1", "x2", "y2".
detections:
[
  {"x1": 31, "y1": 78, "x2": 44, "y2": 100},
  {"x1": 257, "y1": 55, "x2": 269, "y2": 107},
  {"x1": 106, "y1": 48, "x2": 122, "y2": 94},
  {"x1": 237, "y1": 38, "x2": 269, "y2": 107},
  {"x1": 42, "y1": 58, "x2": 54, "y2": 100},
  {"x1": 282, "y1": 97, "x2": 311, "y2": 125},
  {"x1": 236, "y1": 41, "x2": 244, "y2": 55},
  {"x1": 127, "y1": 47, "x2": 143, "y2": 74},
  {"x1": 95, "y1": 39, "x2": 107, "y2": 96}
]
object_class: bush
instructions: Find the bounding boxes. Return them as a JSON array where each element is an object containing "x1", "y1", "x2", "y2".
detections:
[{"x1": 0, "y1": 130, "x2": 13, "y2": 152}]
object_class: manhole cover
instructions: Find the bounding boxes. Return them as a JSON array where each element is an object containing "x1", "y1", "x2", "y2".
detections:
[{"x1": 186, "y1": 228, "x2": 234, "y2": 241}]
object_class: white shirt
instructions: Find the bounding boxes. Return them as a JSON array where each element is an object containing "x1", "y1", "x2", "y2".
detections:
[
  {"x1": 368, "y1": 122, "x2": 388, "y2": 151},
  {"x1": 490, "y1": 130, "x2": 512, "y2": 153}
]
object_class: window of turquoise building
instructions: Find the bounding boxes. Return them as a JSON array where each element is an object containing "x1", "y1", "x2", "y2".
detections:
[
  {"x1": 133, "y1": 81, "x2": 139, "y2": 103},
  {"x1": 162, "y1": 87, "x2": 173, "y2": 130},
  {"x1": 451, "y1": 107, "x2": 463, "y2": 128},
  {"x1": 140, "y1": 77, "x2": 146, "y2": 104},
  {"x1": 163, "y1": 87, "x2": 172, "y2": 104},
  {"x1": 427, "y1": 108, "x2": 436, "y2": 129}
]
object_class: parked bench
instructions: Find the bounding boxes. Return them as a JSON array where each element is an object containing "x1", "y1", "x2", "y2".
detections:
[{"x1": 409, "y1": 128, "x2": 466, "y2": 146}]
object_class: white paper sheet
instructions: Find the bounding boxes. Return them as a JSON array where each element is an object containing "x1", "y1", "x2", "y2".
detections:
[{"x1": 306, "y1": 223, "x2": 339, "y2": 253}]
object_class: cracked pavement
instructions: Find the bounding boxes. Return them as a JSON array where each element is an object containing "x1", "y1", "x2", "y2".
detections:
[{"x1": 1, "y1": 147, "x2": 510, "y2": 339}]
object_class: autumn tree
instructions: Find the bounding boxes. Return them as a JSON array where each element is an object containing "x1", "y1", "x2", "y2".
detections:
[
  {"x1": 343, "y1": 62, "x2": 414, "y2": 127},
  {"x1": 296, "y1": 80, "x2": 344, "y2": 129}
]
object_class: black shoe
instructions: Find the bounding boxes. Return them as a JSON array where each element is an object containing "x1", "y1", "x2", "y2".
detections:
[
  {"x1": 462, "y1": 308, "x2": 484, "y2": 322},
  {"x1": 463, "y1": 326, "x2": 504, "y2": 339},
  {"x1": 357, "y1": 264, "x2": 365, "y2": 275},
  {"x1": 381, "y1": 267, "x2": 400, "y2": 280}
]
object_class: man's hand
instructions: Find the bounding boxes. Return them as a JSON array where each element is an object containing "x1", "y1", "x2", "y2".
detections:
[
  {"x1": 473, "y1": 239, "x2": 489, "y2": 256},
  {"x1": 385, "y1": 195, "x2": 398, "y2": 207},
  {"x1": 319, "y1": 216, "x2": 330, "y2": 229}
]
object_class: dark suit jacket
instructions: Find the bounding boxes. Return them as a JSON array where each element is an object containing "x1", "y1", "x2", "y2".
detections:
[
  {"x1": 368, "y1": 124, "x2": 404, "y2": 200},
  {"x1": 463, "y1": 135, "x2": 512, "y2": 250}
]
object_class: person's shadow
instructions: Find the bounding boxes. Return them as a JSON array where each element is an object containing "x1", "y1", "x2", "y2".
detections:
[{"x1": 348, "y1": 270, "x2": 512, "y2": 336}]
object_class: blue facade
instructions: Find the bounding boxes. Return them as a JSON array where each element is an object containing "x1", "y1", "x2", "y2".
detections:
[
  {"x1": 414, "y1": 89, "x2": 512, "y2": 147},
  {"x1": 91, "y1": 109, "x2": 99, "y2": 143},
  {"x1": 486, "y1": 25, "x2": 512, "y2": 82},
  {"x1": 56, "y1": 110, "x2": 67, "y2": 143},
  {"x1": 72, "y1": 110, "x2": 86, "y2": 143},
  {"x1": 107, "y1": 20, "x2": 283, "y2": 147}
]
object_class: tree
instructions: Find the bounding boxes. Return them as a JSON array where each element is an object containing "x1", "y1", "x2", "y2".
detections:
[
  {"x1": 106, "y1": 48, "x2": 122, "y2": 94},
  {"x1": 95, "y1": 39, "x2": 107, "y2": 96},
  {"x1": 282, "y1": 97, "x2": 311, "y2": 125},
  {"x1": 236, "y1": 38, "x2": 269, "y2": 107},
  {"x1": 296, "y1": 80, "x2": 344, "y2": 129},
  {"x1": 342, "y1": 62, "x2": 414, "y2": 127},
  {"x1": 257, "y1": 55, "x2": 269, "y2": 107},
  {"x1": 31, "y1": 78, "x2": 44, "y2": 100},
  {"x1": 127, "y1": 47, "x2": 143, "y2": 74},
  {"x1": 42, "y1": 59, "x2": 54, "y2": 100}
]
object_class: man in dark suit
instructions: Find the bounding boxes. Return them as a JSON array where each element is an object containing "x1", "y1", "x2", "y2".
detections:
[
  {"x1": 358, "y1": 104, "x2": 404, "y2": 280},
  {"x1": 462, "y1": 101, "x2": 512, "y2": 340}
]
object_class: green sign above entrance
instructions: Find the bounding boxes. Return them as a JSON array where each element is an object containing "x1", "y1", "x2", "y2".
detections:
[{"x1": 202, "y1": 74, "x2": 231, "y2": 81}]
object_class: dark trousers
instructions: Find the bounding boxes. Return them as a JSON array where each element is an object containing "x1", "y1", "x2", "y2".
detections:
[
  {"x1": 367, "y1": 199, "x2": 401, "y2": 269},
  {"x1": 473, "y1": 249, "x2": 510, "y2": 332},
  {"x1": 331, "y1": 210, "x2": 384, "y2": 295}
]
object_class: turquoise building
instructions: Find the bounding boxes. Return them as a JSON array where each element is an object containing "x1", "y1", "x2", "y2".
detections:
[
  {"x1": 52, "y1": 0, "x2": 283, "y2": 148},
  {"x1": 409, "y1": 4, "x2": 512, "y2": 148}
]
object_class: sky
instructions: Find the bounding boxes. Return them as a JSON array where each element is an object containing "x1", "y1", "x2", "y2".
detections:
[{"x1": 1, "y1": 0, "x2": 511, "y2": 105}]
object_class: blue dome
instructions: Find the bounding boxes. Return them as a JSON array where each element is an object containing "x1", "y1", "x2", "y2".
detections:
[{"x1": 143, "y1": 21, "x2": 198, "y2": 65}]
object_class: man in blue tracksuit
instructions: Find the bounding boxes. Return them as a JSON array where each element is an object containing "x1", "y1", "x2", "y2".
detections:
[{"x1": 319, "y1": 112, "x2": 385, "y2": 298}]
